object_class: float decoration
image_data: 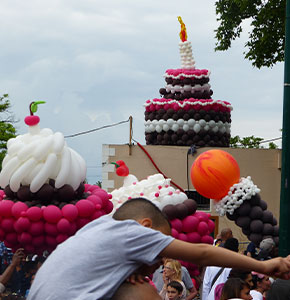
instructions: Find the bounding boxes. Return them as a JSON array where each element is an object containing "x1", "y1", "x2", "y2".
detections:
[
  {"x1": 0, "y1": 103, "x2": 113, "y2": 254},
  {"x1": 110, "y1": 164, "x2": 215, "y2": 277},
  {"x1": 191, "y1": 150, "x2": 279, "y2": 246}
]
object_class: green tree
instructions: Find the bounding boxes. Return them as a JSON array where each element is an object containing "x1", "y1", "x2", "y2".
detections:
[
  {"x1": 215, "y1": 0, "x2": 286, "y2": 68},
  {"x1": 230, "y1": 135, "x2": 278, "y2": 148},
  {"x1": 0, "y1": 94, "x2": 17, "y2": 169}
]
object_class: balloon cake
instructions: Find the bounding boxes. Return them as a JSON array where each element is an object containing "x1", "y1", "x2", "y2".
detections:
[
  {"x1": 112, "y1": 161, "x2": 215, "y2": 277},
  {"x1": 0, "y1": 102, "x2": 113, "y2": 254},
  {"x1": 191, "y1": 150, "x2": 279, "y2": 246},
  {"x1": 145, "y1": 17, "x2": 232, "y2": 147}
]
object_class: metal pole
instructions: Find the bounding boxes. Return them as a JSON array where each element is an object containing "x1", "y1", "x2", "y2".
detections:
[
  {"x1": 279, "y1": 0, "x2": 290, "y2": 257},
  {"x1": 129, "y1": 116, "x2": 133, "y2": 155}
]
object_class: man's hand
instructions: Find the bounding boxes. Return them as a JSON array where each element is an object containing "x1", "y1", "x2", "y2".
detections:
[
  {"x1": 126, "y1": 273, "x2": 148, "y2": 284},
  {"x1": 11, "y1": 248, "x2": 25, "y2": 266},
  {"x1": 261, "y1": 256, "x2": 290, "y2": 279}
]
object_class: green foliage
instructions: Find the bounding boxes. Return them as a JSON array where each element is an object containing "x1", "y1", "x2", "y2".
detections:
[
  {"x1": 230, "y1": 135, "x2": 278, "y2": 148},
  {"x1": 0, "y1": 94, "x2": 17, "y2": 169},
  {"x1": 215, "y1": 0, "x2": 286, "y2": 68},
  {"x1": 96, "y1": 180, "x2": 102, "y2": 188}
]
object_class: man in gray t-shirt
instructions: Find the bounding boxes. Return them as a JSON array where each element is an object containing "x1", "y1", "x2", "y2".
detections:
[{"x1": 28, "y1": 214, "x2": 173, "y2": 300}]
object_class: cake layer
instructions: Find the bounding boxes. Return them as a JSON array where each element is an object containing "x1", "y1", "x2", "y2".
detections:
[
  {"x1": 164, "y1": 68, "x2": 210, "y2": 80},
  {"x1": 145, "y1": 110, "x2": 231, "y2": 123},
  {"x1": 145, "y1": 98, "x2": 232, "y2": 113},
  {"x1": 145, "y1": 130, "x2": 230, "y2": 147}
]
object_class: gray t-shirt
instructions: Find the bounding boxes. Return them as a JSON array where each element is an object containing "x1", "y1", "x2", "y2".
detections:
[{"x1": 27, "y1": 215, "x2": 174, "y2": 300}]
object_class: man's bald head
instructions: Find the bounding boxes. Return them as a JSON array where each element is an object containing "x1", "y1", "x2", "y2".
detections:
[
  {"x1": 111, "y1": 282, "x2": 161, "y2": 300},
  {"x1": 220, "y1": 228, "x2": 233, "y2": 242}
]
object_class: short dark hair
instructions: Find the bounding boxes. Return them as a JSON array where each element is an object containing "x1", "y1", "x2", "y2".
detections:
[
  {"x1": 224, "y1": 237, "x2": 239, "y2": 252},
  {"x1": 220, "y1": 278, "x2": 250, "y2": 300},
  {"x1": 167, "y1": 280, "x2": 183, "y2": 294},
  {"x1": 228, "y1": 268, "x2": 251, "y2": 281},
  {"x1": 113, "y1": 198, "x2": 170, "y2": 229}
]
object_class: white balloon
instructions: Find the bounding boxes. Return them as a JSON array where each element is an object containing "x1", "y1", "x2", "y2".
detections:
[
  {"x1": 53, "y1": 132, "x2": 65, "y2": 154},
  {"x1": 55, "y1": 148, "x2": 71, "y2": 189},
  {"x1": 213, "y1": 126, "x2": 219, "y2": 133},
  {"x1": 167, "y1": 119, "x2": 174, "y2": 127},
  {"x1": 24, "y1": 163, "x2": 43, "y2": 186},
  {"x1": 149, "y1": 124, "x2": 155, "y2": 132},
  {"x1": 188, "y1": 119, "x2": 195, "y2": 127},
  {"x1": 183, "y1": 124, "x2": 189, "y2": 132},
  {"x1": 30, "y1": 153, "x2": 57, "y2": 193},
  {"x1": 199, "y1": 119, "x2": 206, "y2": 127},
  {"x1": 70, "y1": 148, "x2": 87, "y2": 183},
  {"x1": 204, "y1": 125, "x2": 210, "y2": 131},
  {"x1": 7, "y1": 141, "x2": 24, "y2": 157},
  {"x1": 193, "y1": 123, "x2": 201, "y2": 133},
  {"x1": 33, "y1": 135, "x2": 53, "y2": 161},
  {"x1": 156, "y1": 125, "x2": 162, "y2": 133},
  {"x1": 177, "y1": 119, "x2": 184, "y2": 126},
  {"x1": 172, "y1": 124, "x2": 179, "y2": 132},
  {"x1": 0, "y1": 156, "x2": 20, "y2": 188},
  {"x1": 209, "y1": 120, "x2": 216, "y2": 128},
  {"x1": 163, "y1": 124, "x2": 170, "y2": 132},
  {"x1": 67, "y1": 150, "x2": 82, "y2": 190},
  {"x1": 40, "y1": 128, "x2": 53, "y2": 136},
  {"x1": 18, "y1": 139, "x2": 41, "y2": 162}
]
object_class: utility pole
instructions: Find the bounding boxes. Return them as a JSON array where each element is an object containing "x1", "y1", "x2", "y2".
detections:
[{"x1": 279, "y1": 0, "x2": 290, "y2": 257}]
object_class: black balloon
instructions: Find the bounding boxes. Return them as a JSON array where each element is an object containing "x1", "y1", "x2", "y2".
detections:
[
  {"x1": 250, "y1": 220, "x2": 264, "y2": 233},
  {"x1": 183, "y1": 199, "x2": 197, "y2": 215},
  {"x1": 175, "y1": 203, "x2": 188, "y2": 220},
  {"x1": 272, "y1": 217, "x2": 278, "y2": 226},
  {"x1": 162, "y1": 205, "x2": 176, "y2": 220},
  {"x1": 58, "y1": 184, "x2": 75, "y2": 202},
  {"x1": 17, "y1": 186, "x2": 31, "y2": 201},
  {"x1": 242, "y1": 228, "x2": 251, "y2": 236},
  {"x1": 262, "y1": 211, "x2": 273, "y2": 223},
  {"x1": 76, "y1": 183, "x2": 85, "y2": 198},
  {"x1": 4, "y1": 185, "x2": 15, "y2": 199},
  {"x1": 273, "y1": 236, "x2": 279, "y2": 245},
  {"x1": 36, "y1": 184, "x2": 54, "y2": 203},
  {"x1": 263, "y1": 223, "x2": 274, "y2": 235},
  {"x1": 249, "y1": 194, "x2": 261, "y2": 206},
  {"x1": 236, "y1": 202, "x2": 251, "y2": 216},
  {"x1": 273, "y1": 225, "x2": 279, "y2": 236},
  {"x1": 260, "y1": 200, "x2": 268, "y2": 210},
  {"x1": 235, "y1": 216, "x2": 251, "y2": 229},
  {"x1": 226, "y1": 211, "x2": 239, "y2": 221},
  {"x1": 249, "y1": 233, "x2": 263, "y2": 246},
  {"x1": 249, "y1": 206, "x2": 263, "y2": 220}
]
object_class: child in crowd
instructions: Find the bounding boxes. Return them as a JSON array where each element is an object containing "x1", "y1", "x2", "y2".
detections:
[
  {"x1": 165, "y1": 281, "x2": 183, "y2": 300},
  {"x1": 27, "y1": 198, "x2": 290, "y2": 300},
  {"x1": 220, "y1": 278, "x2": 252, "y2": 300}
]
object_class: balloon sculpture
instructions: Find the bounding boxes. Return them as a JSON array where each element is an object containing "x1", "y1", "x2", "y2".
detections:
[
  {"x1": 0, "y1": 102, "x2": 113, "y2": 254},
  {"x1": 191, "y1": 149, "x2": 279, "y2": 246},
  {"x1": 111, "y1": 162, "x2": 215, "y2": 277}
]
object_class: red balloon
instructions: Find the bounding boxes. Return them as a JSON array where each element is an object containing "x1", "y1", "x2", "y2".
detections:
[
  {"x1": 5, "y1": 232, "x2": 18, "y2": 245},
  {"x1": 11, "y1": 202, "x2": 28, "y2": 218},
  {"x1": 178, "y1": 233, "x2": 188, "y2": 242},
  {"x1": 76, "y1": 218, "x2": 90, "y2": 230},
  {"x1": 32, "y1": 236, "x2": 45, "y2": 247},
  {"x1": 44, "y1": 223, "x2": 58, "y2": 236},
  {"x1": 46, "y1": 236, "x2": 57, "y2": 247},
  {"x1": 57, "y1": 219, "x2": 71, "y2": 234},
  {"x1": 197, "y1": 221, "x2": 209, "y2": 236},
  {"x1": 62, "y1": 204, "x2": 78, "y2": 222},
  {"x1": 191, "y1": 150, "x2": 240, "y2": 200},
  {"x1": 90, "y1": 211, "x2": 103, "y2": 220},
  {"x1": 170, "y1": 219, "x2": 183, "y2": 233},
  {"x1": 1, "y1": 218, "x2": 15, "y2": 232},
  {"x1": 19, "y1": 232, "x2": 32, "y2": 245},
  {"x1": 43, "y1": 206, "x2": 62, "y2": 223},
  {"x1": 29, "y1": 221, "x2": 44, "y2": 236},
  {"x1": 26, "y1": 207, "x2": 43, "y2": 222},
  {"x1": 0, "y1": 200, "x2": 14, "y2": 217},
  {"x1": 182, "y1": 216, "x2": 199, "y2": 233},
  {"x1": 201, "y1": 235, "x2": 214, "y2": 244},
  {"x1": 14, "y1": 217, "x2": 31, "y2": 233},
  {"x1": 76, "y1": 200, "x2": 95, "y2": 218},
  {"x1": 86, "y1": 195, "x2": 103, "y2": 207},
  {"x1": 187, "y1": 232, "x2": 201, "y2": 243},
  {"x1": 104, "y1": 201, "x2": 113, "y2": 214},
  {"x1": 195, "y1": 211, "x2": 209, "y2": 222},
  {"x1": 171, "y1": 228, "x2": 179, "y2": 238},
  {"x1": 207, "y1": 219, "x2": 215, "y2": 233},
  {"x1": 56, "y1": 234, "x2": 68, "y2": 244}
]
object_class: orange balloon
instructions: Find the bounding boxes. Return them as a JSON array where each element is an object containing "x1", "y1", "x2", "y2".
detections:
[{"x1": 191, "y1": 150, "x2": 240, "y2": 201}]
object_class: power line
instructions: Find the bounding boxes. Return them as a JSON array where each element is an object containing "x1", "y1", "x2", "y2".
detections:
[{"x1": 64, "y1": 118, "x2": 130, "y2": 138}]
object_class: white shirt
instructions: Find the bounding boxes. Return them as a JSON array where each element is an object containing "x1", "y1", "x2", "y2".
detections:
[{"x1": 250, "y1": 290, "x2": 263, "y2": 300}]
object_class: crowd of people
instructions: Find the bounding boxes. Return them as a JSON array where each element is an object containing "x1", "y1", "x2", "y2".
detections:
[{"x1": 0, "y1": 199, "x2": 289, "y2": 299}]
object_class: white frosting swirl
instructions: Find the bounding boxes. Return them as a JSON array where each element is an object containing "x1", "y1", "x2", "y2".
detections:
[
  {"x1": 0, "y1": 124, "x2": 86, "y2": 193},
  {"x1": 179, "y1": 41, "x2": 195, "y2": 69},
  {"x1": 111, "y1": 173, "x2": 188, "y2": 211}
]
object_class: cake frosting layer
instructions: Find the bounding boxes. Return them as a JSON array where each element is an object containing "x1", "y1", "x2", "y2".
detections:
[{"x1": 165, "y1": 68, "x2": 210, "y2": 79}]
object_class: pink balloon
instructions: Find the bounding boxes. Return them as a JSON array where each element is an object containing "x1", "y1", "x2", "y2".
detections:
[
  {"x1": 5, "y1": 232, "x2": 18, "y2": 245},
  {"x1": 187, "y1": 232, "x2": 201, "y2": 243},
  {"x1": 62, "y1": 204, "x2": 78, "y2": 222},
  {"x1": 76, "y1": 218, "x2": 90, "y2": 230},
  {"x1": 32, "y1": 236, "x2": 45, "y2": 247},
  {"x1": 57, "y1": 219, "x2": 71, "y2": 234},
  {"x1": 171, "y1": 228, "x2": 179, "y2": 239},
  {"x1": 182, "y1": 216, "x2": 199, "y2": 233},
  {"x1": 14, "y1": 217, "x2": 31, "y2": 233},
  {"x1": 46, "y1": 236, "x2": 57, "y2": 247},
  {"x1": 43, "y1": 206, "x2": 62, "y2": 223},
  {"x1": 24, "y1": 245, "x2": 35, "y2": 254},
  {"x1": 84, "y1": 184, "x2": 91, "y2": 192},
  {"x1": 44, "y1": 223, "x2": 58, "y2": 236},
  {"x1": 170, "y1": 219, "x2": 183, "y2": 233},
  {"x1": 19, "y1": 232, "x2": 32, "y2": 245},
  {"x1": 0, "y1": 190, "x2": 5, "y2": 198},
  {"x1": 26, "y1": 207, "x2": 43, "y2": 222},
  {"x1": 0, "y1": 228, "x2": 5, "y2": 240},
  {"x1": 197, "y1": 221, "x2": 209, "y2": 236},
  {"x1": 201, "y1": 235, "x2": 214, "y2": 244},
  {"x1": 56, "y1": 234, "x2": 68, "y2": 244},
  {"x1": 178, "y1": 233, "x2": 188, "y2": 242},
  {"x1": 86, "y1": 195, "x2": 103, "y2": 207},
  {"x1": 0, "y1": 200, "x2": 14, "y2": 217},
  {"x1": 29, "y1": 221, "x2": 44, "y2": 236},
  {"x1": 68, "y1": 222, "x2": 77, "y2": 235},
  {"x1": 76, "y1": 200, "x2": 95, "y2": 218},
  {"x1": 11, "y1": 202, "x2": 28, "y2": 218},
  {"x1": 103, "y1": 201, "x2": 113, "y2": 214},
  {"x1": 90, "y1": 210, "x2": 103, "y2": 220},
  {"x1": 195, "y1": 211, "x2": 209, "y2": 222},
  {"x1": 1, "y1": 218, "x2": 15, "y2": 232},
  {"x1": 207, "y1": 219, "x2": 215, "y2": 233}
]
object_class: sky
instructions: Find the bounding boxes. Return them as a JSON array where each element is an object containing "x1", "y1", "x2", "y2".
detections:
[{"x1": 0, "y1": 0, "x2": 285, "y2": 184}]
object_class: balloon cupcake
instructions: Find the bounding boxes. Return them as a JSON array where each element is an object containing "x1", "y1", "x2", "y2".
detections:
[
  {"x1": 0, "y1": 102, "x2": 113, "y2": 254},
  {"x1": 191, "y1": 150, "x2": 279, "y2": 246},
  {"x1": 111, "y1": 161, "x2": 215, "y2": 277}
]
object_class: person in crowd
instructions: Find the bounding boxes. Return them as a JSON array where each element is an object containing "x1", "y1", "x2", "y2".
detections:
[
  {"x1": 159, "y1": 259, "x2": 187, "y2": 300},
  {"x1": 219, "y1": 228, "x2": 233, "y2": 247},
  {"x1": 152, "y1": 258, "x2": 197, "y2": 299},
  {"x1": 256, "y1": 238, "x2": 275, "y2": 261},
  {"x1": 214, "y1": 268, "x2": 253, "y2": 300},
  {"x1": 0, "y1": 243, "x2": 13, "y2": 274},
  {"x1": 250, "y1": 272, "x2": 271, "y2": 300},
  {"x1": 266, "y1": 278, "x2": 290, "y2": 300},
  {"x1": 166, "y1": 281, "x2": 184, "y2": 300},
  {"x1": 202, "y1": 237, "x2": 239, "y2": 300},
  {"x1": 0, "y1": 248, "x2": 25, "y2": 294},
  {"x1": 27, "y1": 198, "x2": 290, "y2": 300},
  {"x1": 111, "y1": 281, "x2": 162, "y2": 300},
  {"x1": 245, "y1": 241, "x2": 258, "y2": 258},
  {"x1": 220, "y1": 278, "x2": 252, "y2": 300}
]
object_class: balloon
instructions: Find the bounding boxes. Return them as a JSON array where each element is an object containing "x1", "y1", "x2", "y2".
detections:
[
  {"x1": 262, "y1": 211, "x2": 273, "y2": 223},
  {"x1": 6, "y1": 232, "x2": 18, "y2": 245},
  {"x1": 57, "y1": 218, "x2": 71, "y2": 234},
  {"x1": 56, "y1": 234, "x2": 68, "y2": 244},
  {"x1": 187, "y1": 232, "x2": 201, "y2": 243},
  {"x1": 14, "y1": 217, "x2": 31, "y2": 233},
  {"x1": 0, "y1": 200, "x2": 14, "y2": 217},
  {"x1": 236, "y1": 202, "x2": 251, "y2": 216},
  {"x1": 171, "y1": 228, "x2": 179, "y2": 238},
  {"x1": 195, "y1": 211, "x2": 209, "y2": 222},
  {"x1": 44, "y1": 223, "x2": 58, "y2": 236},
  {"x1": 178, "y1": 233, "x2": 188, "y2": 242},
  {"x1": 235, "y1": 216, "x2": 251, "y2": 229},
  {"x1": 32, "y1": 236, "x2": 45, "y2": 247},
  {"x1": 249, "y1": 206, "x2": 263, "y2": 220},
  {"x1": 175, "y1": 203, "x2": 188, "y2": 219},
  {"x1": 201, "y1": 235, "x2": 214, "y2": 244},
  {"x1": 11, "y1": 202, "x2": 28, "y2": 218},
  {"x1": 1, "y1": 218, "x2": 15, "y2": 232},
  {"x1": 182, "y1": 216, "x2": 199, "y2": 233},
  {"x1": 29, "y1": 221, "x2": 44, "y2": 236},
  {"x1": 250, "y1": 220, "x2": 263, "y2": 233},
  {"x1": 207, "y1": 219, "x2": 215, "y2": 233},
  {"x1": 170, "y1": 219, "x2": 183, "y2": 233},
  {"x1": 26, "y1": 207, "x2": 43, "y2": 222},
  {"x1": 43, "y1": 206, "x2": 62, "y2": 223},
  {"x1": 191, "y1": 150, "x2": 240, "y2": 200},
  {"x1": 197, "y1": 221, "x2": 208, "y2": 236},
  {"x1": 19, "y1": 232, "x2": 32, "y2": 245},
  {"x1": 76, "y1": 200, "x2": 95, "y2": 218},
  {"x1": 183, "y1": 199, "x2": 197, "y2": 215},
  {"x1": 62, "y1": 204, "x2": 78, "y2": 222}
]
